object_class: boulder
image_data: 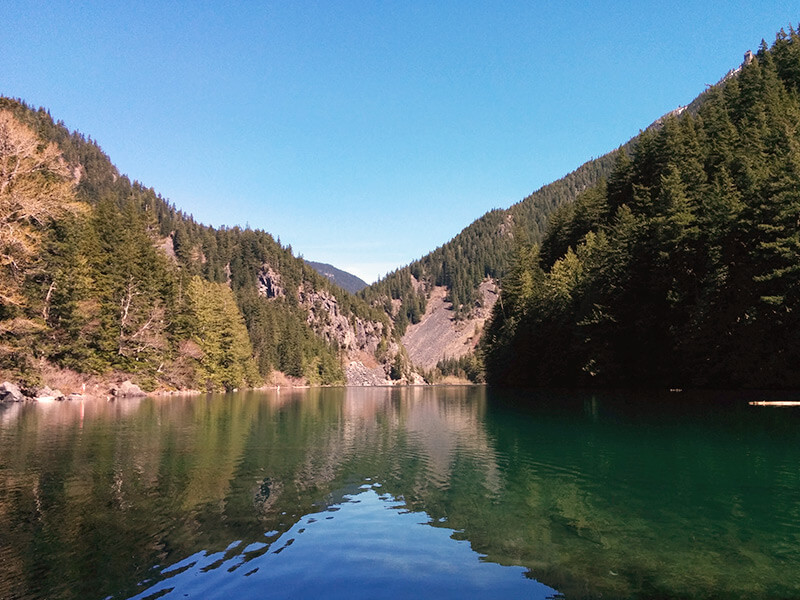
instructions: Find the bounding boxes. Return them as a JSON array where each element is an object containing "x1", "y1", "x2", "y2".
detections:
[
  {"x1": 34, "y1": 386, "x2": 67, "y2": 401},
  {"x1": 0, "y1": 381, "x2": 25, "y2": 402},
  {"x1": 114, "y1": 380, "x2": 146, "y2": 397}
]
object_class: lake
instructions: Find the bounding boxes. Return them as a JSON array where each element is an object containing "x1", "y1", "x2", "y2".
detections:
[{"x1": 1, "y1": 386, "x2": 799, "y2": 599}]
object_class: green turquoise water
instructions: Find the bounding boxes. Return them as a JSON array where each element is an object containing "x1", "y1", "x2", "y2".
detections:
[{"x1": 0, "y1": 387, "x2": 798, "y2": 599}]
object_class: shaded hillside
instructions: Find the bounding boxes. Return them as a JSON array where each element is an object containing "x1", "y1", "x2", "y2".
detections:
[
  {"x1": 307, "y1": 261, "x2": 368, "y2": 294},
  {"x1": 483, "y1": 30, "x2": 800, "y2": 389},
  {"x1": 0, "y1": 98, "x2": 398, "y2": 390}
]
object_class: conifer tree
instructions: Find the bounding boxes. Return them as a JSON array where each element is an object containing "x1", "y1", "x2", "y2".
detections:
[{"x1": 185, "y1": 276, "x2": 258, "y2": 391}]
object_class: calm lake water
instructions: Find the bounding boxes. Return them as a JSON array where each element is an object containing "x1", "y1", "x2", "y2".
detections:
[{"x1": 1, "y1": 386, "x2": 799, "y2": 599}]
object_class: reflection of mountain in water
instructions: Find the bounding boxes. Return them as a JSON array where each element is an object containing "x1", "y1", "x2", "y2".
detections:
[{"x1": 1, "y1": 388, "x2": 799, "y2": 599}]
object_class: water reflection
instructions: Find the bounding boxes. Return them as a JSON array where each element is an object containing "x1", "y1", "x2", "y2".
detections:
[
  {"x1": 129, "y1": 483, "x2": 557, "y2": 600},
  {"x1": 0, "y1": 387, "x2": 799, "y2": 599}
]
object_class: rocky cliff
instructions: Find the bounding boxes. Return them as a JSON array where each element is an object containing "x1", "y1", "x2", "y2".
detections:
[
  {"x1": 255, "y1": 262, "x2": 404, "y2": 385},
  {"x1": 299, "y1": 285, "x2": 384, "y2": 355},
  {"x1": 402, "y1": 279, "x2": 498, "y2": 370}
]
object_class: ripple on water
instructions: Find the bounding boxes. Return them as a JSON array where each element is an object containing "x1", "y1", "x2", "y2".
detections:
[{"x1": 126, "y1": 484, "x2": 558, "y2": 600}]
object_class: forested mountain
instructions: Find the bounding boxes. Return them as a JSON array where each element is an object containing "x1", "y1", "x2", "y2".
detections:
[
  {"x1": 307, "y1": 261, "x2": 368, "y2": 294},
  {"x1": 5, "y1": 26, "x2": 795, "y2": 393},
  {"x1": 358, "y1": 90, "x2": 621, "y2": 381},
  {"x1": 361, "y1": 155, "x2": 617, "y2": 327},
  {"x1": 0, "y1": 98, "x2": 396, "y2": 391},
  {"x1": 483, "y1": 29, "x2": 800, "y2": 389}
]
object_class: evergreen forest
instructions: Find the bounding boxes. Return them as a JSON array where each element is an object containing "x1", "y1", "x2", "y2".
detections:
[
  {"x1": 0, "y1": 98, "x2": 388, "y2": 391},
  {"x1": 3, "y1": 26, "x2": 800, "y2": 392},
  {"x1": 483, "y1": 30, "x2": 800, "y2": 389}
]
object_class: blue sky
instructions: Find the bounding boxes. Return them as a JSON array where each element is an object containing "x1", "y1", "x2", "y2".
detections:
[{"x1": 2, "y1": 1, "x2": 798, "y2": 283}]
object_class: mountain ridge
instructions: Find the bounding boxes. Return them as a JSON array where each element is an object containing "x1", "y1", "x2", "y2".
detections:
[
  {"x1": 306, "y1": 260, "x2": 368, "y2": 294},
  {"x1": 0, "y1": 36, "x2": 782, "y2": 392},
  {"x1": 483, "y1": 30, "x2": 800, "y2": 388}
]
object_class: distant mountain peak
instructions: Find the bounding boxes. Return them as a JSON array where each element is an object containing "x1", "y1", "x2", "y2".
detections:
[{"x1": 307, "y1": 261, "x2": 368, "y2": 294}]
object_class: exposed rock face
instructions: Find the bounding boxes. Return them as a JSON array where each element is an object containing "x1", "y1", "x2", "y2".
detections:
[
  {"x1": 300, "y1": 287, "x2": 384, "y2": 355},
  {"x1": 402, "y1": 278, "x2": 499, "y2": 370},
  {"x1": 0, "y1": 382, "x2": 25, "y2": 402},
  {"x1": 497, "y1": 212, "x2": 514, "y2": 237},
  {"x1": 345, "y1": 360, "x2": 390, "y2": 386},
  {"x1": 648, "y1": 105, "x2": 688, "y2": 131},
  {"x1": 256, "y1": 262, "x2": 417, "y2": 386},
  {"x1": 158, "y1": 233, "x2": 177, "y2": 262},
  {"x1": 298, "y1": 286, "x2": 402, "y2": 385},
  {"x1": 258, "y1": 264, "x2": 285, "y2": 299}
]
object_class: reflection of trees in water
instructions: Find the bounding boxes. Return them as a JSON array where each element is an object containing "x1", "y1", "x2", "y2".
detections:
[
  {"x1": 0, "y1": 388, "x2": 506, "y2": 600},
  {"x1": 469, "y1": 391, "x2": 800, "y2": 599},
  {"x1": 1, "y1": 390, "x2": 799, "y2": 599}
]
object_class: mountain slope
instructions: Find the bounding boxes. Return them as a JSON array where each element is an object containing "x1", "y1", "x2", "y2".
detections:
[
  {"x1": 359, "y1": 122, "x2": 621, "y2": 377},
  {"x1": 401, "y1": 280, "x2": 498, "y2": 370},
  {"x1": 0, "y1": 98, "x2": 402, "y2": 390},
  {"x1": 361, "y1": 43, "x2": 770, "y2": 379},
  {"x1": 483, "y1": 31, "x2": 800, "y2": 388}
]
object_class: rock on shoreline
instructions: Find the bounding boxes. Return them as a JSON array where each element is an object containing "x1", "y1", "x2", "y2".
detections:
[
  {"x1": 110, "y1": 380, "x2": 146, "y2": 398},
  {"x1": 0, "y1": 379, "x2": 150, "y2": 403},
  {"x1": 0, "y1": 382, "x2": 25, "y2": 402}
]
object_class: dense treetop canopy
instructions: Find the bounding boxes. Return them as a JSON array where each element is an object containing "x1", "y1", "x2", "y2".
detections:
[{"x1": 483, "y1": 28, "x2": 800, "y2": 389}]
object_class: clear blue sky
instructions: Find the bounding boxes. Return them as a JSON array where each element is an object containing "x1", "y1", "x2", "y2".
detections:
[{"x1": 2, "y1": 1, "x2": 798, "y2": 283}]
